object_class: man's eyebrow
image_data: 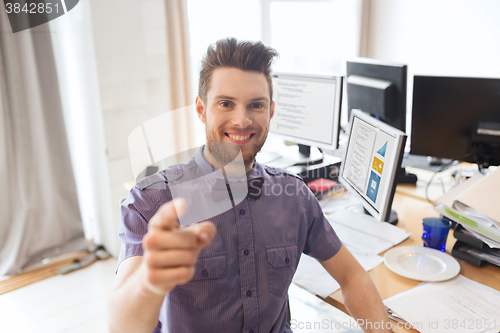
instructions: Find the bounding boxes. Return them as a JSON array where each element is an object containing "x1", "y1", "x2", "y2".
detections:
[
  {"x1": 213, "y1": 95, "x2": 269, "y2": 102},
  {"x1": 213, "y1": 95, "x2": 236, "y2": 100},
  {"x1": 249, "y1": 97, "x2": 269, "y2": 102}
]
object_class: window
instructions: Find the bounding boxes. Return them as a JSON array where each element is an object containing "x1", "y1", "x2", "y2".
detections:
[
  {"x1": 263, "y1": 0, "x2": 363, "y2": 75},
  {"x1": 187, "y1": 0, "x2": 261, "y2": 144}
]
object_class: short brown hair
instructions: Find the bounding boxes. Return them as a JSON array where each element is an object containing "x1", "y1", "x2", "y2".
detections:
[{"x1": 198, "y1": 37, "x2": 279, "y2": 105}]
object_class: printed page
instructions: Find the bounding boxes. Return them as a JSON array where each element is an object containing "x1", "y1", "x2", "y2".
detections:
[
  {"x1": 384, "y1": 275, "x2": 500, "y2": 333},
  {"x1": 293, "y1": 250, "x2": 383, "y2": 298},
  {"x1": 326, "y1": 209, "x2": 411, "y2": 254}
]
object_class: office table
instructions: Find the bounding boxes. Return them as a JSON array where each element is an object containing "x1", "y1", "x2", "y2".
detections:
[{"x1": 322, "y1": 185, "x2": 500, "y2": 333}]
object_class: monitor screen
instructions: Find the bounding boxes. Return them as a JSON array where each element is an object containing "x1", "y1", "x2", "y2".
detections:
[
  {"x1": 339, "y1": 110, "x2": 407, "y2": 222},
  {"x1": 346, "y1": 58, "x2": 407, "y2": 133},
  {"x1": 411, "y1": 75, "x2": 500, "y2": 167},
  {"x1": 270, "y1": 73, "x2": 343, "y2": 150}
]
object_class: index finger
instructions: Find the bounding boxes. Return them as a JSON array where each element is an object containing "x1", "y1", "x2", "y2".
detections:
[{"x1": 149, "y1": 198, "x2": 187, "y2": 231}]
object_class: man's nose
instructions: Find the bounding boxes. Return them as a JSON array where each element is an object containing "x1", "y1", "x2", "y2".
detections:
[{"x1": 231, "y1": 106, "x2": 252, "y2": 128}]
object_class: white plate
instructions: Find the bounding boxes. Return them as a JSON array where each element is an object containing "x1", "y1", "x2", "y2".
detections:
[{"x1": 384, "y1": 246, "x2": 460, "y2": 281}]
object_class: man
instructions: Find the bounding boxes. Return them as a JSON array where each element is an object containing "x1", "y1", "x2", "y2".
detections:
[{"x1": 108, "y1": 38, "x2": 391, "y2": 333}]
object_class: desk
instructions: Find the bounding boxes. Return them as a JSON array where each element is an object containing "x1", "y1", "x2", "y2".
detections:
[{"x1": 322, "y1": 187, "x2": 500, "y2": 333}]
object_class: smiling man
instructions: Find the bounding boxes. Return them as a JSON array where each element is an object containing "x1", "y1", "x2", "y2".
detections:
[
  {"x1": 108, "y1": 38, "x2": 391, "y2": 333},
  {"x1": 200, "y1": 67, "x2": 272, "y2": 173}
]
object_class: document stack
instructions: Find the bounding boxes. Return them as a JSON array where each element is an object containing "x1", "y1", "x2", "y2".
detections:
[{"x1": 435, "y1": 167, "x2": 500, "y2": 267}]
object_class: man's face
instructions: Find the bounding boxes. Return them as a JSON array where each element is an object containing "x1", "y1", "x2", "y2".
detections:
[{"x1": 196, "y1": 68, "x2": 275, "y2": 169}]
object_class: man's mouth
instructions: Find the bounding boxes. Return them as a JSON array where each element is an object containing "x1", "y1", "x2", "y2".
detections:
[{"x1": 225, "y1": 132, "x2": 255, "y2": 144}]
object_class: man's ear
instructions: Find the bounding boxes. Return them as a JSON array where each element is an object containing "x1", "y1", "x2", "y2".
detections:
[
  {"x1": 270, "y1": 101, "x2": 275, "y2": 120},
  {"x1": 195, "y1": 96, "x2": 206, "y2": 124}
]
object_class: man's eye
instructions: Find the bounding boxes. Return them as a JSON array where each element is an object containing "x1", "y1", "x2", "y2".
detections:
[
  {"x1": 251, "y1": 103, "x2": 263, "y2": 109},
  {"x1": 220, "y1": 102, "x2": 231, "y2": 107}
]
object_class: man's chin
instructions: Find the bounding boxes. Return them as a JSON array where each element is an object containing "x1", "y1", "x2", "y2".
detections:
[{"x1": 241, "y1": 149, "x2": 260, "y2": 166}]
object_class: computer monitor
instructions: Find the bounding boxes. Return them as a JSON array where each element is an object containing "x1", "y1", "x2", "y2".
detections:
[
  {"x1": 411, "y1": 75, "x2": 500, "y2": 168},
  {"x1": 346, "y1": 58, "x2": 417, "y2": 184},
  {"x1": 346, "y1": 58, "x2": 407, "y2": 133},
  {"x1": 339, "y1": 110, "x2": 407, "y2": 224},
  {"x1": 267, "y1": 72, "x2": 343, "y2": 165}
]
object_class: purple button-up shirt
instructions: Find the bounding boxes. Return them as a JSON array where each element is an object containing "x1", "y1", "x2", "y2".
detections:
[{"x1": 118, "y1": 147, "x2": 342, "y2": 333}]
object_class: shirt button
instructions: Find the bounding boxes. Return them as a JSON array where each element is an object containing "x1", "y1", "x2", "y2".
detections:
[
  {"x1": 285, "y1": 257, "x2": 290, "y2": 264},
  {"x1": 239, "y1": 209, "x2": 246, "y2": 216},
  {"x1": 243, "y1": 249, "x2": 249, "y2": 256},
  {"x1": 174, "y1": 169, "x2": 181, "y2": 174},
  {"x1": 246, "y1": 290, "x2": 252, "y2": 297},
  {"x1": 201, "y1": 269, "x2": 209, "y2": 278}
]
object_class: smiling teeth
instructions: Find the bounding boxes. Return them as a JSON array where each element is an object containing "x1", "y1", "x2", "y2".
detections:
[{"x1": 228, "y1": 134, "x2": 251, "y2": 141}]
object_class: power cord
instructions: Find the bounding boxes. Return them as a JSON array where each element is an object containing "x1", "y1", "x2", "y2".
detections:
[{"x1": 425, "y1": 159, "x2": 457, "y2": 207}]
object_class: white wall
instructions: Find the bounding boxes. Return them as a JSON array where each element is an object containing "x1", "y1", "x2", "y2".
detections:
[
  {"x1": 88, "y1": 0, "x2": 173, "y2": 255},
  {"x1": 367, "y1": 0, "x2": 500, "y2": 77}
]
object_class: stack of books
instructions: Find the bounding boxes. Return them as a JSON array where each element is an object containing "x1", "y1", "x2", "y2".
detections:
[{"x1": 435, "y1": 167, "x2": 500, "y2": 267}]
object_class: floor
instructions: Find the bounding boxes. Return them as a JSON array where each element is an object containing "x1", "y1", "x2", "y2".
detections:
[{"x1": 0, "y1": 258, "x2": 361, "y2": 333}]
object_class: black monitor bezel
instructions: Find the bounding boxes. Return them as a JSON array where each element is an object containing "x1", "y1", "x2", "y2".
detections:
[
  {"x1": 410, "y1": 75, "x2": 500, "y2": 167},
  {"x1": 346, "y1": 58, "x2": 407, "y2": 133}
]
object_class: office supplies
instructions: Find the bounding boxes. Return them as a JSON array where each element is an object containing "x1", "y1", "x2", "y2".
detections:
[
  {"x1": 436, "y1": 168, "x2": 500, "y2": 247},
  {"x1": 338, "y1": 109, "x2": 407, "y2": 223},
  {"x1": 326, "y1": 209, "x2": 411, "y2": 255},
  {"x1": 306, "y1": 178, "x2": 338, "y2": 199},
  {"x1": 383, "y1": 246, "x2": 460, "y2": 282},
  {"x1": 325, "y1": 185, "x2": 500, "y2": 325},
  {"x1": 451, "y1": 225, "x2": 500, "y2": 268},
  {"x1": 453, "y1": 242, "x2": 500, "y2": 267},
  {"x1": 411, "y1": 75, "x2": 500, "y2": 168},
  {"x1": 293, "y1": 203, "x2": 410, "y2": 299},
  {"x1": 293, "y1": 247, "x2": 384, "y2": 298},
  {"x1": 452, "y1": 166, "x2": 500, "y2": 227},
  {"x1": 263, "y1": 73, "x2": 343, "y2": 166},
  {"x1": 384, "y1": 275, "x2": 500, "y2": 333}
]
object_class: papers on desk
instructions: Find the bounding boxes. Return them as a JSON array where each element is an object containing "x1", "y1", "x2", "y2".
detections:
[
  {"x1": 292, "y1": 208, "x2": 410, "y2": 298},
  {"x1": 326, "y1": 209, "x2": 411, "y2": 255},
  {"x1": 436, "y1": 167, "x2": 500, "y2": 248},
  {"x1": 384, "y1": 275, "x2": 500, "y2": 333},
  {"x1": 292, "y1": 247, "x2": 384, "y2": 298},
  {"x1": 318, "y1": 192, "x2": 365, "y2": 214}
]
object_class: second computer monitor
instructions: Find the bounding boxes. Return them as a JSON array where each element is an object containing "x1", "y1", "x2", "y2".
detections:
[
  {"x1": 411, "y1": 75, "x2": 500, "y2": 167},
  {"x1": 339, "y1": 110, "x2": 407, "y2": 223},
  {"x1": 346, "y1": 58, "x2": 407, "y2": 133},
  {"x1": 270, "y1": 73, "x2": 343, "y2": 152}
]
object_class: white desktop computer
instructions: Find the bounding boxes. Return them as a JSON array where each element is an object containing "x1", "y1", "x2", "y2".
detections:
[
  {"x1": 339, "y1": 109, "x2": 407, "y2": 224},
  {"x1": 257, "y1": 72, "x2": 343, "y2": 171}
]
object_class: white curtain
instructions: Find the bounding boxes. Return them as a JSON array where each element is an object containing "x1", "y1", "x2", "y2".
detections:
[
  {"x1": 0, "y1": 12, "x2": 86, "y2": 276},
  {"x1": 49, "y1": 1, "x2": 116, "y2": 256}
]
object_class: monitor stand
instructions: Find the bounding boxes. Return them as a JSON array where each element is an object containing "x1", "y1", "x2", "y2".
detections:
[
  {"x1": 396, "y1": 166, "x2": 418, "y2": 184},
  {"x1": 364, "y1": 208, "x2": 398, "y2": 225},
  {"x1": 282, "y1": 144, "x2": 324, "y2": 166}
]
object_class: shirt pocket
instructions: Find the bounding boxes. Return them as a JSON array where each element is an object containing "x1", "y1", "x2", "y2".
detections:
[
  {"x1": 266, "y1": 244, "x2": 298, "y2": 297},
  {"x1": 177, "y1": 253, "x2": 228, "y2": 310}
]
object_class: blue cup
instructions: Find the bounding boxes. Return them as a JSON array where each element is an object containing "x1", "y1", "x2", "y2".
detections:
[{"x1": 422, "y1": 217, "x2": 452, "y2": 252}]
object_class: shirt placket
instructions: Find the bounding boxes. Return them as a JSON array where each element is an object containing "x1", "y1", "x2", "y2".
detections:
[{"x1": 235, "y1": 198, "x2": 259, "y2": 333}]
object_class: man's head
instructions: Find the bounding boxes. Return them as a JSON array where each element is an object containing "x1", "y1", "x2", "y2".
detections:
[
  {"x1": 198, "y1": 38, "x2": 279, "y2": 106},
  {"x1": 196, "y1": 38, "x2": 279, "y2": 172}
]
